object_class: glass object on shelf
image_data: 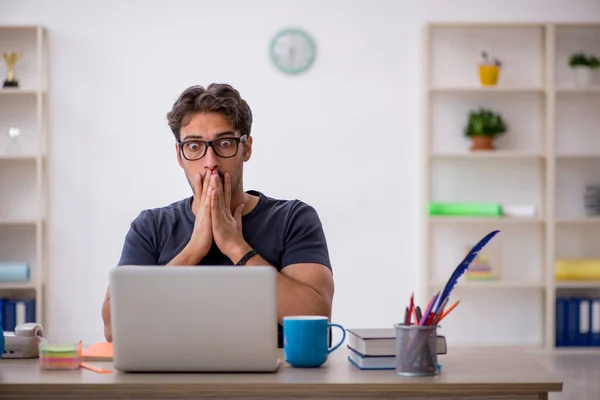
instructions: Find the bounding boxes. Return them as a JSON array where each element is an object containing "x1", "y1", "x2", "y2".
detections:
[{"x1": 6, "y1": 125, "x2": 23, "y2": 155}]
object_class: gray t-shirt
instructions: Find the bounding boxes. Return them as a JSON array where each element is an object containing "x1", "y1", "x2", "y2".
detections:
[{"x1": 117, "y1": 190, "x2": 332, "y2": 347}]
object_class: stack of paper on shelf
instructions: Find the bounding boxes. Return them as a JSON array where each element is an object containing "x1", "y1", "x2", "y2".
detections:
[{"x1": 555, "y1": 259, "x2": 600, "y2": 281}]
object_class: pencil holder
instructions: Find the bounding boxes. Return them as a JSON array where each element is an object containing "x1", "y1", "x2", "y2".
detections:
[
  {"x1": 394, "y1": 324, "x2": 438, "y2": 377},
  {"x1": 38, "y1": 339, "x2": 81, "y2": 370}
]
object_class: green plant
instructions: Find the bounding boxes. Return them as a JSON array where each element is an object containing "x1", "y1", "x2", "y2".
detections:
[
  {"x1": 463, "y1": 108, "x2": 507, "y2": 138},
  {"x1": 569, "y1": 52, "x2": 600, "y2": 69}
]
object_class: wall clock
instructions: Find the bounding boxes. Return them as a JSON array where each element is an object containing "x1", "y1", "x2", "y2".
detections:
[{"x1": 270, "y1": 28, "x2": 316, "y2": 75}]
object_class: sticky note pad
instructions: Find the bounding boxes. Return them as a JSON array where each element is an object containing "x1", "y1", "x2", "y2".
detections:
[{"x1": 39, "y1": 342, "x2": 80, "y2": 370}]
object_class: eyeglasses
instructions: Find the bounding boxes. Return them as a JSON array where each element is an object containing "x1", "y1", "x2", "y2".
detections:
[{"x1": 178, "y1": 135, "x2": 248, "y2": 161}]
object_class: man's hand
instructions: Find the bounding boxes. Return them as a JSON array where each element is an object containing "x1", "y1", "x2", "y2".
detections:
[
  {"x1": 182, "y1": 170, "x2": 213, "y2": 262},
  {"x1": 210, "y1": 171, "x2": 247, "y2": 262}
]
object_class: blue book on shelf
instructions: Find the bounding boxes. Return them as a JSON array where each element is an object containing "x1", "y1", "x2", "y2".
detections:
[
  {"x1": 2, "y1": 300, "x2": 16, "y2": 332},
  {"x1": 566, "y1": 298, "x2": 580, "y2": 346},
  {"x1": 556, "y1": 298, "x2": 567, "y2": 347},
  {"x1": 591, "y1": 299, "x2": 600, "y2": 346},
  {"x1": 578, "y1": 298, "x2": 591, "y2": 347}
]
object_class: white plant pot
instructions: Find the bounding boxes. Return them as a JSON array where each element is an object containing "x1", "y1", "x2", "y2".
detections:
[{"x1": 573, "y1": 66, "x2": 597, "y2": 86}]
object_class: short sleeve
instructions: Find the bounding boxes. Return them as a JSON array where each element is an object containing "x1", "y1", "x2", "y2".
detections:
[
  {"x1": 117, "y1": 210, "x2": 159, "y2": 266},
  {"x1": 281, "y1": 202, "x2": 332, "y2": 272}
]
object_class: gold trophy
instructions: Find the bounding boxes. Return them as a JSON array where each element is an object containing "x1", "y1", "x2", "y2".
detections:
[{"x1": 2, "y1": 52, "x2": 23, "y2": 88}]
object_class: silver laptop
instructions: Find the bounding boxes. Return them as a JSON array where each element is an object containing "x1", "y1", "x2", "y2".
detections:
[{"x1": 109, "y1": 265, "x2": 280, "y2": 372}]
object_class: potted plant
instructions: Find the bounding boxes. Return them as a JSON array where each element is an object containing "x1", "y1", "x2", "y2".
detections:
[
  {"x1": 479, "y1": 51, "x2": 502, "y2": 86},
  {"x1": 463, "y1": 107, "x2": 507, "y2": 151},
  {"x1": 569, "y1": 52, "x2": 599, "y2": 86}
]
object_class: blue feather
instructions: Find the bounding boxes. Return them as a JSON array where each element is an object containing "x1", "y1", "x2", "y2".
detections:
[{"x1": 433, "y1": 230, "x2": 500, "y2": 314}]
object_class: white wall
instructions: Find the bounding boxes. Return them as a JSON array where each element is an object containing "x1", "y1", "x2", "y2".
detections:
[{"x1": 1, "y1": 0, "x2": 599, "y2": 345}]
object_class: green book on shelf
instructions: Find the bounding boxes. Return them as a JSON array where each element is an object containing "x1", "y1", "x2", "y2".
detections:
[{"x1": 429, "y1": 202, "x2": 502, "y2": 217}]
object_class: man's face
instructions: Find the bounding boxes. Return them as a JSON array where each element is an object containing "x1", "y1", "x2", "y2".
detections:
[{"x1": 176, "y1": 112, "x2": 252, "y2": 198}]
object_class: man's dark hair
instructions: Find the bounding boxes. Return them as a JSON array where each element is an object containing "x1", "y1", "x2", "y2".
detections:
[{"x1": 166, "y1": 83, "x2": 253, "y2": 141}]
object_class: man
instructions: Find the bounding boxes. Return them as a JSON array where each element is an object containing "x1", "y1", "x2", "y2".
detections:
[{"x1": 101, "y1": 83, "x2": 334, "y2": 348}]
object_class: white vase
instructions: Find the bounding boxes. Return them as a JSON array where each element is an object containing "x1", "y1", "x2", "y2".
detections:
[{"x1": 573, "y1": 66, "x2": 597, "y2": 86}]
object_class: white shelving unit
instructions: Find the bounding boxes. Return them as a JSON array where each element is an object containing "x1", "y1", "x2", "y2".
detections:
[
  {"x1": 421, "y1": 22, "x2": 600, "y2": 351},
  {"x1": 0, "y1": 25, "x2": 47, "y2": 327}
]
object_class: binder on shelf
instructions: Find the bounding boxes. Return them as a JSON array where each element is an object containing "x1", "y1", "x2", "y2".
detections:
[
  {"x1": 556, "y1": 296, "x2": 600, "y2": 348},
  {"x1": 0, "y1": 297, "x2": 36, "y2": 332},
  {"x1": 555, "y1": 298, "x2": 567, "y2": 347},
  {"x1": 592, "y1": 300, "x2": 600, "y2": 346}
]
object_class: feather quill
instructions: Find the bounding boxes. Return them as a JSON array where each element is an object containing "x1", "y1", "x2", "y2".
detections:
[{"x1": 433, "y1": 230, "x2": 500, "y2": 314}]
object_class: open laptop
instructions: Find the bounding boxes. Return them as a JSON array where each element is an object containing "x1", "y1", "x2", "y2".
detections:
[{"x1": 109, "y1": 265, "x2": 280, "y2": 372}]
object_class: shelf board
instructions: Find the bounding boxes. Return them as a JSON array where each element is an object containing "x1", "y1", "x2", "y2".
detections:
[
  {"x1": 428, "y1": 22, "x2": 546, "y2": 28},
  {"x1": 551, "y1": 347, "x2": 600, "y2": 354},
  {"x1": 0, "y1": 25, "x2": 43, "y2": 30},
  {"x1": 556, "y1": 154, "x2": 600, "y2": 159},
  {"x1": 555, "y1": 281, "x2": 600, "y2": 289},
  {"x1": 429, "y1": 86, "x2": 544, "y2": 93},
  {"x1": 556, "y1": 86, "x2": 600, "y2": 93},
  {"x1": 0, "y1": 282, "x2": 37, "y2": 290},
  {"x1": 0, "y1": 154, "x2": 42, "y2": 161},
  {"x1": 429, "y1": 216, "x2": 543, "y2": 224},
  {"x1": 0, "y1": 89, "x2": 39, "y2": 96},
  {"x1": 556, "y1": 217, "x2": 600, "y2": 225},
  {"x1": 430, "y1": 280, "x2": 544, "y2": 290},
  {"x1": 431, "y1": 151, "x2": 544, "y2": 160},
  {"x1": 0, "y1": 218, "x2": 42, "y2": 226}
]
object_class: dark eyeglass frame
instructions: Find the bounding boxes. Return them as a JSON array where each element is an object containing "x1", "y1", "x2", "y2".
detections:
[{"x1": 178, "y1": 134, "x2": 248, "y2": 161}]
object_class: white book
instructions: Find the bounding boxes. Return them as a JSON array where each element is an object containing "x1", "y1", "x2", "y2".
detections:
[{"x1": 502, "y1": 205, "x2": 537, "y2": 217}]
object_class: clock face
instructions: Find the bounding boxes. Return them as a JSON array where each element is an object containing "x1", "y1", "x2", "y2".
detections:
[{"x1": 270, "y1": 28, "x2": 316, "y2": 75}]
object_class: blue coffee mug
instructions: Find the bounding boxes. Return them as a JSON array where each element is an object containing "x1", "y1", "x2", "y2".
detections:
[{"x1": 283, "y1": 316, "x2": 346, "y2": 368}]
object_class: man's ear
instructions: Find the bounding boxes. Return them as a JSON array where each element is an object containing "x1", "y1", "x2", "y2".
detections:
[
  {"x1": 176, "y1": 142, "x2": 183, "y2": 168},
  {"x1": 243, "y1": 136, "x2": 253, "y2": 162}
]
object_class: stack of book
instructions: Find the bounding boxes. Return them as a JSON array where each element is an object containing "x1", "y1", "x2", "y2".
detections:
[
  {"x1": 346, "y1": 329, "x2": 396, "y2": 370},
  {"x1": 346, "y1": 328, "x2": 447, "y2": 370}
]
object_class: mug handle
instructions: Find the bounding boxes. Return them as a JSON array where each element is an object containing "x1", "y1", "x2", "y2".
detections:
[{"x1": 327, "y1": 323, "x2": 346, "y2": 354}]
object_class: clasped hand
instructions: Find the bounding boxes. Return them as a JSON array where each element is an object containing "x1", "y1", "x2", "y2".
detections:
[{"x1": 189, "y1": 170, "x2": 247, "y2": 262}]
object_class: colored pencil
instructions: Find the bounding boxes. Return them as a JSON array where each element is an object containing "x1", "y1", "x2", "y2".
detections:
[{"x1": 437, "y1": 300, "x2": 460, "y2": 323}]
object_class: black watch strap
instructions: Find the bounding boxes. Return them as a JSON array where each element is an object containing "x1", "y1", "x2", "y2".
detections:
[{"x1": 236, "y1": 249, "x2": 258, "y2": 266}]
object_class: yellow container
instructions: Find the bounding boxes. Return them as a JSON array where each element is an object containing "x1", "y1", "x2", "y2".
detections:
[{"x1": 479, "y1": 65, "x2": 500, "y2": 86}]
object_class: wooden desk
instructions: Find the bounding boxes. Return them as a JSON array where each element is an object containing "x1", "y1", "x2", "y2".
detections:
[{"x1": 0, "y1": 346, "x2": 562, "y2": 399}]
